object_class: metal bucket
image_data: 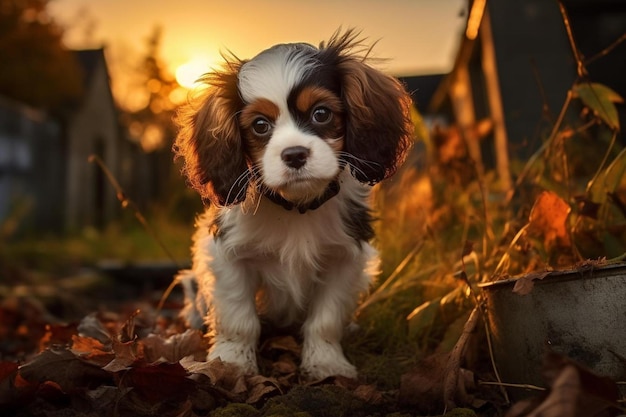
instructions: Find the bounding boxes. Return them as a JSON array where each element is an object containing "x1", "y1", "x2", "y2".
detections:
[{"x1": 479, "y1": 263, "x2": 626, "y2": 399}]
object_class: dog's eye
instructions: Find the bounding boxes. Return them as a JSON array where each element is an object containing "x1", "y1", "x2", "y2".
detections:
[
  {"x1": 311, "y1": 107, "x2": 332, "y2": 125},
  {"x1": 251, "y1": 117, "x2": 272, "y2": 136}
]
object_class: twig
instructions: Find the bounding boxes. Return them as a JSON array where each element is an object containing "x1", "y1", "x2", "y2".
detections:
[
  {"x1": 586, "y1": 130, "x2": 619, "y2": 194},
  {"x1": 483, "y1": 319, "x2": 510, "y2": 403},
  {"x1": 443, "y1": 306, "x2": 481, "y2": 409},
  {"x1": 478, "y1": 381, "x2": 546, "y2": 391},
  {"x1": 493, "y1": 224, "x2": 529, "y2": 277},
  {"x1": 529, "y1": 57, "x2": 554, "y2": 124},
  {"x1": 558, "y1": 1, "x2": 586, "y2": 78},
  {"x1": 508, "y1": 90, "x2": 573, "y2": 204},
  {"x1": 89, "y1": 155, "x2": 180, "y2": 267},
  {"x1": 88, "y1": 154, "x2": 181, "y2": 318},
  {"x1": 585, "y1": 33, "x2": 626, "y2": 67}
]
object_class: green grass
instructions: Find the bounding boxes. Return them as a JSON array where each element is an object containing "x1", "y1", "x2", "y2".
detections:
[{"x1": 1, "y1": 210, "x2": 195, "y2": 276}]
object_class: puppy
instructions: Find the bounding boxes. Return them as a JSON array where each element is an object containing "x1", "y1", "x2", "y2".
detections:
[{"x1": 174, "y1": 30, "x2": 413, "y2": 380}]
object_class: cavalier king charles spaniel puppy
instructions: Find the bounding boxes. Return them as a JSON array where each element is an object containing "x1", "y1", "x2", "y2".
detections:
[{"x1": 174, "y1": 29, "x2": 413, "y2": 380}]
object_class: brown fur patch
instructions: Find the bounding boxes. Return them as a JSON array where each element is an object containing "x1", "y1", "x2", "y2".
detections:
[
  {"x1": 295, "y1": 86, "x2": 341, "y2": 114},
  {"x1": 240, "y1": 99, "x2": 281, "y2": 128}
]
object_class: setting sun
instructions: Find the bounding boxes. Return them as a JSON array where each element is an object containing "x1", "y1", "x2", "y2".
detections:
[{"x1": 175, "y1": 57, "x2": 212, "y2": 89}]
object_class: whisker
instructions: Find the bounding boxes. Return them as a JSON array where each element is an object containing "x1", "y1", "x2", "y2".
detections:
[
  {"x1": 225, "y1": 169, "x2": 251, "y2": 204},
  {"x1": 339, "y1": 152, "x2": 382, "y2": 170}
]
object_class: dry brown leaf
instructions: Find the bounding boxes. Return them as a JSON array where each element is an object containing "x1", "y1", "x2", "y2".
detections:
[
  {"x1": 77, "y1": 312, "x2": 114, "y2": 343},
  {"x1": 527, "y1": 191, "x2": 572, "y2": 252},
  {"x1": 141, "y1": 329, "x2": 206, "y2": 363},
  {"x1": 181, "y1": 357, "x2": 247, "y2": 397},
  {"x1": 512, "y1": 270, "x2": 551, "y2": 295},
  {"x1": 353, "y1": 384, "x2": 384, "y2": 405},
  {"x1": 272, "y1": 353, "x2": 298, "y2": 375},
  {"x1": 506, "y1": 352, "x2": 621, "y2": 417},
  {"x1": 398, "y1": 352, "x2": 448, "y2": 412},
  {"x1": 102, "y1": 340, "x2": 139, "y2": 372},
  {"x1": 245, "y1": 374, "x2": 281, "y2": 404},
  {"x1": 18, "y1": 348, "x2": 111, "y2": 392},
  {"x1": 261, "y1": 335, "x2": 302, "y2": 356}
]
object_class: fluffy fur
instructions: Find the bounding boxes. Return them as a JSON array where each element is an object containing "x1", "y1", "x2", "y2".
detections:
[{"x1": 174, "y1": 30, "x2": 413, "y2": 380}]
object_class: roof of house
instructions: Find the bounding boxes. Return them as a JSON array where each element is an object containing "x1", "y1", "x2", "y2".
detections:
[
  {"x1": 398, "y1": 74, "x2": 446, "y2": 112},
  {"x1": 74, "y1": 48, "x2": 107, "y2": 89}
]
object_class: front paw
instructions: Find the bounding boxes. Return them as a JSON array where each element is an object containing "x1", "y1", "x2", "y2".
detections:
[
  {"x1": 301, "y1": 340, "x2": 357, "y2": 380},
  {"x1": 208, "y1": 340, "x2": 258, "y2": 375}
]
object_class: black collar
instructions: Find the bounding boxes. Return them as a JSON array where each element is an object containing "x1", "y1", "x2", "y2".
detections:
[{"x1": 263, "y1": 181, "x2": 340, "y2": 213}]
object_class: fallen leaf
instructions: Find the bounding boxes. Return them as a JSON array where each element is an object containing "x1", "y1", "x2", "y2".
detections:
[
  {"x1": 38, "y1": 323, "x2": 78, "y2": 352},
  {"x1": 77, "y1": 313, "x2": 114, "y2": 343},
  {"x1": 0, "y1": 362, "x2": 35, "y2": 407},
  {"x1": 141, "y1": 329, "x2": 206, "y2": 363},
  {"x1": 512, "y1": 270, "x2": 551, "y2": 295},
  {"x1": 245, "y1": 374, "x2": 281, "y2": 404},
  {"x1": 506, "y1": 352, "x2": 621, "y2": 417},
  {"x1": 70, "y1": 335, "x2": 114, "y2": 367},
  {"x1": 18, "y1": 348, "x2": 111, "y2": 391},
  {"x1": 0, "y1": 362, "x2": 17, "y2": 383},
  {"x1": 261, "y1": 335, "x2": 302, "y2": 356},
  {"x1": 118, "y1": 362, "x2": 195, "y2": 403},
  {"x1": 399, "y1": 352, "x2": 448, "y2": 413},
  {"x1": 352, "y1": 384, "x2": 383, "y2": 405},
  {"x1": 102, "y1": 339, "x2": 139, "y2": 372},
  {"x1": 181, "y1": 357, "x2": 247, "y2": 399}
]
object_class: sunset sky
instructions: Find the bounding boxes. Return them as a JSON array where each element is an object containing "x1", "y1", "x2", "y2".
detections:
[{"x1": 48, "y1": 0, "x2": 468, "y2": 80}]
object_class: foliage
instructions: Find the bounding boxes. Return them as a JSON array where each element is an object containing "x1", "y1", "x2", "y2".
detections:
[
  {"x1": 0, "y1": 0, "x2": 83, "y2": 108},
  {"x1": 122, "y1": 26, "x2": 181, "y2": 153},
  {"x1": 358, "y1": 14, "x2": 626, "y2": 415}
]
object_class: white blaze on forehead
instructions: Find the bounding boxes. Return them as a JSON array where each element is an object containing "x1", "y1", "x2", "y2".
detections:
[{"x1": 238, "y1": 43, "x2": 318, "y2": 107}]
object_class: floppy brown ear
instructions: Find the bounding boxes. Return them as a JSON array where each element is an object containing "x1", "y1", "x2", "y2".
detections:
[
  {"x1": 340, "y1": 59, "x2": 413, "y2": 184},
  {"x1": 173, "y1": 65, "x2": 248, "y2": 206}
]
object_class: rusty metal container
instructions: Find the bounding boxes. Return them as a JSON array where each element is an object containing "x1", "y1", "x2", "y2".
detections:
[{"x1": 479, "y1": 263, "x2": 626, "y2": 399}]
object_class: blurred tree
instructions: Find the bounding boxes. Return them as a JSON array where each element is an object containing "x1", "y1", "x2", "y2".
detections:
[
  {"x1": 0, "y1": 0, "x2": 83, "y2": 108},
  {"x1": 124, "y1": 26, "x2": 179, "y2": 153},
  {"x1": 120, "y1": 25, "x2": 195, "y2": 209}
]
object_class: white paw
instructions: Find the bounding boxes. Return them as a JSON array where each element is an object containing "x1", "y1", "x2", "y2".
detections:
[
  {"x1": 208, "y1": 339, "x2": 258, "y2": 375},
  {"x1": 301, "y1": 340, "x2": 357, "y2": 380}
]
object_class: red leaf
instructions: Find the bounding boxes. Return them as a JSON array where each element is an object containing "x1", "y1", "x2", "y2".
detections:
[
  {"x1": 0, "y1": 362, "x2": 18, "y2": 382},
  {"x1": 120, "y1": 362, "x2": 194, "y2": 403}
]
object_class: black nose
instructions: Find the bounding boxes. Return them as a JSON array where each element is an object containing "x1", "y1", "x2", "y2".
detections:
[{"x1": 281, "y1": 146, "x2": 310, "y2": 169}]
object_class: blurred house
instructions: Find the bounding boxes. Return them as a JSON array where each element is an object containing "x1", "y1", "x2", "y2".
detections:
[
  {"x1": 426, "y1": 0, "x2": 625, "y2": 190},
  {"x1": 0, "y1": 48, "x2": 166, "y2": 233}
]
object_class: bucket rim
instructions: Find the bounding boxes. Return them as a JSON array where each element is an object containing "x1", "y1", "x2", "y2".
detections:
[{"x1": 478, "y1": 262, "x2": 626, "y2": 290}]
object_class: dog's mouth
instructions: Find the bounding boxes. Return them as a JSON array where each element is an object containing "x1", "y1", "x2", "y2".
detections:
[{"x1": 273, "y1": 176, "x2": 333, "y2": 204}]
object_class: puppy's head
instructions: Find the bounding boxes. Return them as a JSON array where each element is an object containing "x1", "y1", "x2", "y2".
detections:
[{"x1": 174, "y1": 30, "x2": 413, "y2": 207}]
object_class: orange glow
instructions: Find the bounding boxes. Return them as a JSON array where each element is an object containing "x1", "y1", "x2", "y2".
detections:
[
  {"x1": 465, "y1": 0, "x2": 486, "y2": 40},
  {"x1": 175, "y1": 57, "x2": 212, "y2": 89}
]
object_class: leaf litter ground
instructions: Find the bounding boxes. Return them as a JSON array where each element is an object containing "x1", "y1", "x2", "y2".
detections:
[
  {"x1": 1, "y1": 265, "x2": 623, "y2": 416},
  {"x1": 0, "y1": 270, "x2": 475, "y2": 417}
]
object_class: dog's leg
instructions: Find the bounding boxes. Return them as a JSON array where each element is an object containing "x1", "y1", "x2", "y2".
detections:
[
  {"x1": 208, "y1": 259, "x2": 261, "y2": 375},
  {"x1": 300, "y1": 245, "x2": 377, "y2": 380},
  {"x1": 177, "y1": 269, "x2": 207, "y2": 329}
]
